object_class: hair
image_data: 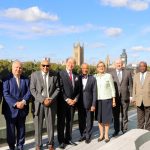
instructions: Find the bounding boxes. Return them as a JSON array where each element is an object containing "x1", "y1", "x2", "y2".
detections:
[
  {"x1": 40, "y1": 59, "x2": 50, "y2": 65},
  {"x1": 81, "y1": 63, "x2": 89, "y2": 68},
  {"x1": 12, "y1": 60, "x2": 23, "y2": 68},
  {"x1": 139, "y1": 61, "x2": 147, "y2": 67},
  {"x1": 115, "y1": 58, "x2": 123, "y2": 64},
  {"x1": 96, "y1": 60, "x2": 105, "y2": 68},
  {"x1": 66, "y1": 57, "x2": 76, "y2": 64}
]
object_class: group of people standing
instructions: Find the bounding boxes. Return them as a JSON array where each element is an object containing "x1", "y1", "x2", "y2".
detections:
[{"x1": 1, "y1": 57, "x2": 150, "y2": 150}]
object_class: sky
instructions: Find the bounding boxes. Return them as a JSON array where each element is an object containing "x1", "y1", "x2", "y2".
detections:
[{"x1": 0, "y1": 0, "x2": 150, "y2": 65}]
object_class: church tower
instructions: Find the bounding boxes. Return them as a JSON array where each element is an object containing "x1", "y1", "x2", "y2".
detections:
[{"x1": 73, "y1": 43, "x2": 84, "y2": 66}]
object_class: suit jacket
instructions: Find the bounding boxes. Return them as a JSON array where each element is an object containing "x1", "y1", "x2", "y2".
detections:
[
  {"x1": 59, "y1": 70, "x2": 80, "y2": 102},
  {"x1": 30, "y1": 70, "x2": 60, "y2": 116},
  {"x1": 78, "y1": 75, "x2": 97, "y2": 109},
  {"x1": 110, "y1": 69, "x2": 133, "y2": 101},
  {"x1": 2, "y1": 74, "x2": 31, "y2": 118},
  {"x1": 133, "y1": 72, "x2": 150, "y2": 107}
]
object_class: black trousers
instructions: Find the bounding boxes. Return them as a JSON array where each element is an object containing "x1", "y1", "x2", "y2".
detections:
[
  {"x1": 137, "y1": 103, "x2": 150, "y2": 131},
  {"x1": 112, "y1": 97, "x2": 129, "y2": 132},
  {"x1": 78, "y1": 107, "x2": 94, "y2": 139},
  {"x1": 57, "y1": 102, "x2": 75, "y2": 144}
]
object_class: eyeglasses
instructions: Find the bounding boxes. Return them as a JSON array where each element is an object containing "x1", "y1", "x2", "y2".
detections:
[{"x1": 42, "y1": 65, "x2": 50, "y2": 68}]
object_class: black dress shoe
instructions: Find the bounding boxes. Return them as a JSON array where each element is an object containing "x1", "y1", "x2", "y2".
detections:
[
  {"x1": 59, "y1": 143, "x2": 65, "y2": 149},
  {"x1": 112, "y1": 131, "x2": 119, "y2": 137},
  {"x1": 98, "y1": 137, "x2": 104, "y2": 142},
  {"x1": 78, "y1": 136, "x2": 86, "y2": 142},
  {"x1": 65, "y1": 140, "x2": 77, "y2": 146},
  {"x1": 105, "y1": 138, "x2": 110, "y2": 143},
  {"x1": 122, "y1": 130, "x2": 127, "y2": 134},
  {"x1": 85, "y1": 139, "x2": 91, "y2": 144}
]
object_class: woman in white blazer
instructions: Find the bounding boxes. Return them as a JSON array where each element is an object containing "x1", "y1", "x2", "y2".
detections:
[{"x1": 95, "y1": 61, "x2": 116, "y2": 143}]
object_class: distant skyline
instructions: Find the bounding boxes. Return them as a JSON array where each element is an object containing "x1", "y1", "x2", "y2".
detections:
[{"x1": 0, "y1": 0, "x2": 150, "y2": 64}]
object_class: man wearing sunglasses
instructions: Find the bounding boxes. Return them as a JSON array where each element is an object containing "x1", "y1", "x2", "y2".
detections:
[{"x1": 30, "y1": 59, "x2": 60, "y2": 150}]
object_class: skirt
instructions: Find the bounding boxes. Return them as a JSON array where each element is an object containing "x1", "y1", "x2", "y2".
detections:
[{"x1": 95, "y1": 99, "x2": 112, "y2": 124}]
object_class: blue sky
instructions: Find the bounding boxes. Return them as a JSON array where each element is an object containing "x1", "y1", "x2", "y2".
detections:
[{"x1": 0, "y1": 0, "x2": 150, "y2": 65}]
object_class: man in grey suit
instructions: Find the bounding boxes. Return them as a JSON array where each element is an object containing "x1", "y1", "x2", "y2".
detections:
[
  {"x1": 30, "y1": 59, "x2": 60, "y2": 150},
  {"x1": 78, "y1": 63, "x2": 97, "y2": 144},
  {"x1": 110, "y1": 59, "x2": 133, "y2": 136},
  {"x1": 133, "y1": 61, "x2": 150, "y2": 130}
]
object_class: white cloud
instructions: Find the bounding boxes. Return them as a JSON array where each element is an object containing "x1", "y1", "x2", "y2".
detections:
[
  {"x1": 17, "y1": 46, "x2": 26, "y2": 50},
  {"x1": 101, "y1": 0, "x2": 128, "y2": 7},
  {"x1": 131, "y1": 45, "x2": 150, "y2": 51},
  {"x1": 104, "y1": 27, "x2": 122, "y2": 37},
  {"x1": 86, "y1": 42, "x2": 106, "y2": 49},
  {"x1": 0, "y1": 44, "x2": 5, "y2": 49},
  {"x1": 100, "y1": 0, "x2": 149, "y2": 11},
  {"x1": 1, "y1": 6, "x2": 59, "y2": 22},
  {"x1": 129, "y1": 1, "x2": 149, "y2": 11}
]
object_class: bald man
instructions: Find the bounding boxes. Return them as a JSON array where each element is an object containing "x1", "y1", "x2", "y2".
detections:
[
  {"x1": 110, "y1": 59, "x2": 133, "y2": 137},
  {"x1": 2, "y1": 60, "x2": 31, "y2": 150},
  {"x1": 30, "y1": 60, "x2": 60, "y2": 150},
  {"x1": 78, "y1": 63, "x2": 97, "y2": 144},
  {"x1": 133, "y1": 61, "x2": 150, "y2": 130}
]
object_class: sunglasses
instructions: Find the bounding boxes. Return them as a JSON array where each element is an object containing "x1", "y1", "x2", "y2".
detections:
[{"x1": 42, "y1": 65, "x2": 50, "y2": 68}]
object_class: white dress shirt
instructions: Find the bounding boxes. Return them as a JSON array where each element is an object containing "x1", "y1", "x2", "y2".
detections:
[{"x1": 82, "y1": 75, "x2": 88, "y2": 90}]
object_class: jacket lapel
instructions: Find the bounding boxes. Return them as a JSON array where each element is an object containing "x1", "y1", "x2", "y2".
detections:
[
  {"x1": 48, "y1": 71, "x2": 53, "y2": 92},
  {"x1": 142, "y1": 72, "x2": 149, "y2": 87}
]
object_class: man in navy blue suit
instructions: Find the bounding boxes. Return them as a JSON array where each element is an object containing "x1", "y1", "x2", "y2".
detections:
[
  {"x1": 2, "y1": 60, "x2": 31, "y2": 150},
  {"x1": 78, "y1": 63, "x2": 97, "y2": 144}
]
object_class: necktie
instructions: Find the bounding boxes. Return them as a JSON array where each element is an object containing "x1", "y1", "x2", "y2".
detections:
[
  {"x1": 43, "y1": 74, "x2": 48, "y2": 97},
  {"x1": 69, "y1": 71, "x2": 72, "y2": 81},
  {"x1": 141, "y1": 73, "x2": 144, "y2": 85},
  {"x1": 118, "y1": 70, "x2": 122, "y2": 83}
]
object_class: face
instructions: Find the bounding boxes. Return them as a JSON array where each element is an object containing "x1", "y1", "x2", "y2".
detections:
[
  {"x1": 139, "y1": 62, "x2": 147, "y2": 73},
  {"x1": 66, "y1": 58, "x2": 75, "y2": 71},
  {"x1": 40, "y1": 60, "x2": 50, "y2": 73},
  {"x1": 81, "y1": 64, "x2": 89, "y2": 75},
  {"x1": 97, "y1": 63, "x2": 105, "y2": 74},
  {"x1": 115, "y1": 60, "x2": 123, "y2": 70},
  {"x1": 12, "y1": 62, "x2": 23, "y2": 77}
]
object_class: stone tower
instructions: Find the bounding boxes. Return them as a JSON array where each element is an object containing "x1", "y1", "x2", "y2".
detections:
[
  {"x1": 73, "y1": 43, "x2": 84, "y2": 66},
  {"x1": 120, "y1": 49, "x2": 127, "y2": 67},
  {"x1": 105, "y1": 55, "x2": 110, "y2": 69}
]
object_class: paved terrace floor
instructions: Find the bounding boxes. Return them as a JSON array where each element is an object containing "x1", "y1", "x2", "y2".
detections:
[{"x1": 0, "y1": 109, "x2": 137, "y2": 150}]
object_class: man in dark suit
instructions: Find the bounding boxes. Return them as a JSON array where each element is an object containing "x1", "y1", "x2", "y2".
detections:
[
  {"x1": 78, "y1": 63, "x2": 97, "y2": 144},
  {"x1": 57, "y1": 57, "x2": 80, "y2": 149},
  {"x1": 110, "y1": 59, "x2": 133, "y2": 136},
  {"x1": 30, "y1": 59, "x2": 60, "y2": 150},
  {"x1": 2, "y1": 60, "x2": 31, "y2": 150}
]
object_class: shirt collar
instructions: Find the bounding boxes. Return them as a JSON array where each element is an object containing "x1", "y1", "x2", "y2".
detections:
[{"x1": 41, "y1": 71, "x2": 49, "y2": 76}]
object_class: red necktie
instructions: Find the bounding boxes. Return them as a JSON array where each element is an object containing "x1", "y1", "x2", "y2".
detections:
[{"x1": 69, "y1": 71, "x2": 72, "y2": 81}]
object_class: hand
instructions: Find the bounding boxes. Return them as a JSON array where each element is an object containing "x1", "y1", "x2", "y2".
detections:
[
  {"x1": 16, "y1": 101, "x2": 25, "y2": 109},
  {"x1": 90, "y1": 106, "x2": 95, "y2": 112},
  {"x1": 132, "y1": 100, "x2": 136, "y2": 106},
  {"x1": 43, "y1": 98, "x2": 51, "y2": 107},
  {"x1": 67, "y1": 99, "x2": 73, "y2": 106},
  {"x1": 112, "y1": 98, "x2": 116, "y2": 107},
  {"x1": 71, "y1": 99, "x2": 77, "y2": 106}
]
